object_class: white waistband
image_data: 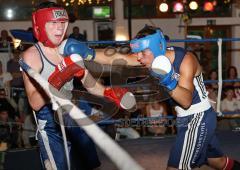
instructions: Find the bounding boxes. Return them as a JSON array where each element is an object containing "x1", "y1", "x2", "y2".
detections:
[{"x1": 175, "y1": 98, "x2": 211, "y2": 117}]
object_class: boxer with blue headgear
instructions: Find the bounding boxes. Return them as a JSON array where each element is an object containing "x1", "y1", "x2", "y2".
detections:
[
  {"x1": 131, "y1": 25, "x2": 240, "y2": 170},
  {"x1": 130, "y1": 29, "x2": 166, "y2": 58},
  {"x1": 130, "y1": 25, "x2": 178, "y2": 91}
]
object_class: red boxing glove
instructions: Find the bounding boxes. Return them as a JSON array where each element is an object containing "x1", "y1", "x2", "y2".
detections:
[
  {"x1": 48, "y1": 54, "x2": 85, "y2": 90},
  {"x1": 104, "y1": 87, "x2": 136, "y2": 110}
]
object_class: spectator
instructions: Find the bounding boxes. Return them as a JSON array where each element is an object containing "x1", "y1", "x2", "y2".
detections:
[
  {"x1": 224, "y1": 65, "x2": 240, "y2": 101},
  {"x1": 208, "y1": 69, "x2": 218, "y2": 89},
  {"x1": 206, "y1": 84, "x2": 217, "y2": 111},
  {"x1": 0, "y1": 61, "x2": 13, "y2": 99},
  {"x1": 7, "y1": 49, "x2": 27, "y2": 121},
  {"x1": 0, "y1": 60, "x2": 18, "y2": 117},
  {"x1": 220, "y1": 87, "x2": 240, "y2": 130},
  {"x1": 206, "y1": 69, "x2": 219, "y2": 111},
  {"x1": 7, "y1": 49, "x2": 23, "y2": 89},
  {"x1": 0, "y1": 29, "x2": 14, "y2": 51},
  {"x1": 234, "y1": 81, "x2": 240, "y2": 100},
  {"x1": 0, "y1": 89, "x2": 16, "y2": 122},
  {"x1": 145, "y1": 101, "x2": 168, "y2": 136},
  {"x1": 0, "y1": 89, "x2": 19, "y2": 149},
  {"x1": 224, "y1": 65, "x2": 238, "y2": 87},
  {"x1": 221, "y1": 87, "x2": 240, "y2": 113},
  {"x1": 69, "y1": 26, "x2": 87, "y2": 41}
]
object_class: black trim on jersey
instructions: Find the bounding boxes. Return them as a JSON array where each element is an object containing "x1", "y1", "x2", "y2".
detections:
[
  {"x1": 35, "y1": 43, "x2": 56, "y2": 74},
  {"x1": 196, "y1": 74, "x2": 207, "y2": 99},
  {"x1": 34, "y1": 43, "x2": 44, "y2": 74},
  {"x1": 172, "y1": 46, "x2": 186, "y2": 74}
]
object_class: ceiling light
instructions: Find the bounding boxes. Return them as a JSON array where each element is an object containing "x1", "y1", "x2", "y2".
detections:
[
  {"x1": 159, "y1": 2, "x2": 168, "y2": 13},
  {"x1": 204, "y1": 1, "x2": 214, "y2": 12},
  {"x1": 189, "y1": 1, "x2": 198, "y2": 10}
]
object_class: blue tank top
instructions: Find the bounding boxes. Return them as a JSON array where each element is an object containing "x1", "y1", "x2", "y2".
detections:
[{"x1": 170, "y1": 46, "x2": 208, "y2": 106}]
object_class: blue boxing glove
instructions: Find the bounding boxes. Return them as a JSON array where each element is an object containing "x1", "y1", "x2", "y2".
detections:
[
  {"x1": 151, "y1": 55, "x2": 178, "y2": 91},
  {"x1": 58, "y1": 38, "x2": 95, "y2": 61}
]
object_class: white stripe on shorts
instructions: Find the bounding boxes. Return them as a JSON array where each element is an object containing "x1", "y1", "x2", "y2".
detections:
[{"x1": 179, "y1": 112, "x2": 204, "y2": 170}]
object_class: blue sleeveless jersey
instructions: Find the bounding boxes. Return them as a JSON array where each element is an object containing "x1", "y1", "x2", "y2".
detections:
[
  {"x1": 167, "y1": 47, "x2": 223, "y2": 169},
  {"x1": 169, "y1": 46, "x2": 211, "y2": 117},
  {"x1": 172, "y1": 46, "x2": 208, "y2": 105}
]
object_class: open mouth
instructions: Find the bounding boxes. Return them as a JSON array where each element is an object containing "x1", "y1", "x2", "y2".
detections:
[{"x1": 55, "y1": 35, "x2": 63, "y2": 39}]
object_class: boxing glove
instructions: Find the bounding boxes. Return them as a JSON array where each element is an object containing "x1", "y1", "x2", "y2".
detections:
[
  {"x1": 151, "y1": 55, "x2": 178, "y2": 91},
  {"x1": 48, "y1": 54, "x2": 85, "y2": 90},
  {"x1": 58, "y1": 38, "x2": 95, "y2": 61},
  {"x1": 104, "y1": 87, "x2": 136, "y2": 111}
]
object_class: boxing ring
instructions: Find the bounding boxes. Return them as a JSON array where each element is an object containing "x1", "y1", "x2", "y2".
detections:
[
  {"x1": 16, "y1": 36, "x2": 240, "y2": 170},
  {"x1": 98, "y1": 130, "x2": 240, "y2": 170}
]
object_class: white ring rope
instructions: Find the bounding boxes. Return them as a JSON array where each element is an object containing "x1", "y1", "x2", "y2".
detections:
[
  {"x1": 56, "y1": 106, "x2": 71, "y2": 170},
  {"x1": 21, "y1": 61, "x2": 144, "y2": 170},
  {"x1": 217, "y1": 38, "x2": 223, "y2": 116}
]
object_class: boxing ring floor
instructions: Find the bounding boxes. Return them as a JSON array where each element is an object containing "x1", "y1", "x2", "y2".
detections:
[{"x1": 97, "y1": 130, "x2": 240, "y2": 170}]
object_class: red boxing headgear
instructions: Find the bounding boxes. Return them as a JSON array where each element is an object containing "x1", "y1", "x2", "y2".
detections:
[{"x1": 32, "y1": 7, "x2": 69, "y2": 48}]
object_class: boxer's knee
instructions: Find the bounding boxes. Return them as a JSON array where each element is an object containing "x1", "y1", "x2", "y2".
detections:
[
  {"x1": 208, "y1": 156, "x2": 240, "y2": 170},
  {"x1": 208, "y1": 157, "x2": 226, "y2": 169}
]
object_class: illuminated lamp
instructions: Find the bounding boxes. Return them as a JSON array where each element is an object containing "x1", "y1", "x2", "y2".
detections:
[
  {"x1": 189, "y1": 1, "x2": 198, "y2": 10},
  {"x1": 5, "y1": 9, "x2": 14, "y2": 19},
  {"x1": 173, "y1": 2, "x2": 184, "y2": 13},
  {"x1": 204, "y1": 1, "x2": 214, "y2": 12},
  {"x1": 159, "y1": 2, "x2": 168, "y2": 12},
  {"x1": 116, "y1": 34, "x2": 128, "y2": 41}
]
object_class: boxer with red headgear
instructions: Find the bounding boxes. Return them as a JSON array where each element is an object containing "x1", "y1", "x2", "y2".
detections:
[
  {"x1": 32, "y1": 4, "x2": 69, "y2": 47},
  {"x1": 20, "y1": 1, "x2": 137, "y2": 170},
  {"x1": 21, "y1": 2, "x2": 101, "y2": 170},
  {"x1": 21, "y1": 1, "x2": 138, "y2": 169}
]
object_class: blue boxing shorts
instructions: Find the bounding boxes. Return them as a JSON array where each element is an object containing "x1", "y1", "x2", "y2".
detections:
[
  {"x1": 36, "y1": 104, "x2": 100, "y2": 170},
  {"x1": 168, "y1": 108, "x2": 224, "y2": 169}
]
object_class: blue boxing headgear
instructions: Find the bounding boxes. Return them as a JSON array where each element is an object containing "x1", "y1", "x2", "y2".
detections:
[{"x1": 130, "y1": 29, "x2": 166, "y2": 58}]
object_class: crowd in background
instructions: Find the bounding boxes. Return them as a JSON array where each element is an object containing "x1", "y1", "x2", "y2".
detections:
[{"x1": 0, "y1": 28, "x2": 239, "y2": 151}]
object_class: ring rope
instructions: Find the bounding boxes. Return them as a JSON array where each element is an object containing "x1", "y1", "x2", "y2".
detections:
[
  {"x1": 56, "y1": 105, "x2": 71, "y2": 170},
  {"x1": 10, "y1": 78, "x2": 239, "y2": 91},
  {"x1": 18, "y1": 59, "x2": 144, "y2": 170},
  {"x1": 83, "y1": 37, "x2": 240, "y2": 44},
  {"x1": 217, "y1": 38, "x2": 223, "y2": 116},
  {"x1": 96, "y1": 112, "x2": 240, "y2": 126},
  {"x1": 14, "y1": 37, "x2": 238, "y2": 45}
]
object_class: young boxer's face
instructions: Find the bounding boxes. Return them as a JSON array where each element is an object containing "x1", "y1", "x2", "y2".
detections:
[
  {"x1": 45, "y1": 20, "x2": 69, "y2": 46},
  {"x1": 136, "y1": 49, "x2": 154, "y2": 67}
]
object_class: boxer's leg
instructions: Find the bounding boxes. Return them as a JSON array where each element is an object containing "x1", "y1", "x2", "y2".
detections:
[
  {"x1": 168, "y1": 111, "x2": 213, "y2": 169},
  {"x1": 37, "y1": 105, "x2": 68, "y2": 170},
  {"x1": 64, "y1": 114, "x2": 101, "y2": 170}
]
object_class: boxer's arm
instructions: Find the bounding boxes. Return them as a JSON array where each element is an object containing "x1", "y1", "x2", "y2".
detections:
[
  {"x1": 58, "y1": 38, "x2": 141, "y2": 66},
  {"x1": 169, "y1": 53, "x2": 197, "y2": 109},
  {"x1": 151, "y1": 54, "x2": 195, "y2": 109},
  {"x1": 21, "y1": 48, "x2": 50, "y2": 111},
  {"x1": 94, "y1": 49, "x2": 141, "y2": 66},
  {"x1": 81, "y1": 69, "x2": 105, "y2": 96},
  {"x1": 81, "y1": 70, "x2": 136, "y2": 110}
]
